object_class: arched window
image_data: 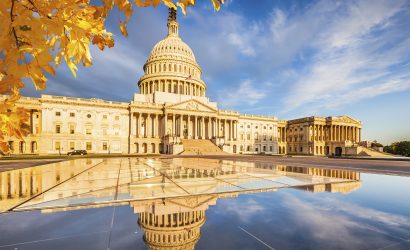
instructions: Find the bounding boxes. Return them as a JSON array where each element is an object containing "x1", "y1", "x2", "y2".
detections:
[
  {"x1": 174, "y1": 64, "x2": 177, "y2": 72},
  {"x1": 179, "y1": 65, "x2": 182, "y2": 72}
]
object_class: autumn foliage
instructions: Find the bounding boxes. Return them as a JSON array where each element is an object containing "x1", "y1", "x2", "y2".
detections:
[{"x1": 0, "y1": 0, "x2": 224, "y2": 154}]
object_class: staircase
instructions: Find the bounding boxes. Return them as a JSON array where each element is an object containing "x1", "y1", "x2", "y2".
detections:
[
  {"x1": 357, "y1": 146, "x2": 394, "y2": 157},
  {"x1": 180, "y1": 139, "x2": 227, "y2": 155}
]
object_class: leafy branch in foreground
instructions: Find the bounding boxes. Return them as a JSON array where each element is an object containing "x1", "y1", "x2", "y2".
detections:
[{"x1": 0, "y1": 0, "x2": 224, "y2": 154}]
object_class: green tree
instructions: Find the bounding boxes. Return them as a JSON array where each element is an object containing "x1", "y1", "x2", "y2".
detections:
[
  {"x1": 371, "y1": 140, "x2": 383, "y2": 147},
  {"x1": 384, "y1": 141, "x2": 410, "y2": 157},
  {"x1": 395, "y1": 141, "x2": 410, "y2": 157}
]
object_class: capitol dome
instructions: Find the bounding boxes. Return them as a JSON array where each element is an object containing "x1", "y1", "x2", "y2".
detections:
[{"x1": 138, "y1": 8, "x2": 206, "y2": 97}]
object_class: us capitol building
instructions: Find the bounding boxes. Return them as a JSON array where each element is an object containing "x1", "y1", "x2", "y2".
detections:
[{"x1": 4, "y1": 9, "x2": 363, "y2": 156}]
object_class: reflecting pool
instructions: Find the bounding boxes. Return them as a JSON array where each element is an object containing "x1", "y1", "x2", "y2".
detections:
[{"x1": 0, "y1": 158, "x2": 409, "y2": 249}]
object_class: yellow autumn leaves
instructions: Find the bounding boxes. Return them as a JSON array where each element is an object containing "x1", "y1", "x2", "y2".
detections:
[{"x1": 0, "y1": 0, "x2": 223, "y2": 154}]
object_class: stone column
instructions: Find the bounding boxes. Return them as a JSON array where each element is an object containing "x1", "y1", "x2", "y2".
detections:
[
  {"x1": 359, "y1": 128, "x2": 362, "y2": 142},
  {"x1": 187, "y1": 115, "x2": 191, "y2": 138},
  {"x1": 194, "y1": 116, "x2": 198, "y2": 139},
  {"x1": 355, "y1": 127, "x2": 358, "y2": 142},
  {"x1": 147, "y1": 114, "x2": 152, "y2": 138},
  {"x1": 337, "y1": 126, "x2": 340, "y2": 141},
  {"x1": 216, "y1": 118, "x2": 220, "y2": 137},
  {"x1": 179, "y1": 114, "x2": 183, "y2": 137},
  {"x1": 154, "y1": 114, "x2": 158, "y2": 138},
  {"x1": 164, "y1": 113, "x2": 168, "y2": 136},
  {"x1": 233, "y1": 121, "x2": 237, "y2": 140},
  {"x1": 172, "y1": 114, "x2": 176, "y2": 136},
  {"x1": 201, "y1": 116, "x2": 205, "y2": 139},
  {"x1": 137, "y1": 113, "x2": 141, "y2": 138}
]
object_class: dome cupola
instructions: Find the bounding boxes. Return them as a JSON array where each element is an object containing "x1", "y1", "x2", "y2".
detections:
[{"x1": 138, "y1": 8, "x2": 206, "y2": 97}]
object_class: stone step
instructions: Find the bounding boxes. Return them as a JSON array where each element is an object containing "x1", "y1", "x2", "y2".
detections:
[{"x1": 181, "y1": 139, "x2": 226, "y2": 155}]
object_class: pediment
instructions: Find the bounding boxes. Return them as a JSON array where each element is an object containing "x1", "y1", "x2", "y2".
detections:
[
  {"x1": 167, "y1": 99, "x2": 217, "y2": 113},
  {"x1": 334, "y1": 116, "x2": 361, "y2": 124}
]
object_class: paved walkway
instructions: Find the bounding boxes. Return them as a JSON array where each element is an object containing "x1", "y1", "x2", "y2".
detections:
[{"x1": 0, "y1": 159, "x2": 65, "y2": 172}]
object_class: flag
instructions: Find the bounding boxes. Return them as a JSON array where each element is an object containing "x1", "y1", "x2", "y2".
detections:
[{"x1": 185, "y1": 75, "x2": 192, "y2": 80}]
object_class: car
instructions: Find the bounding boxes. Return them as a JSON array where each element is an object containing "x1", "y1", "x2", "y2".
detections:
[{"x1": 67, "y1": 150, "x2": 87, "y2": 156}]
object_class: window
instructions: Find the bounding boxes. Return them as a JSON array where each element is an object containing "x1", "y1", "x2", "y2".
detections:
[
  {"x1": 255, "y1": 126, "x2": 258, "y2": 129},
  {"x1": 86, "y1": 142, "x2": 92, "y2": 150},
  {"x1": 103, "y1": 115, "x2": 107, "y2": 119},
  {"x1": 102, "y1": 142, "x2": 108, "y2": 151},
  {"x1": 263, "y1": 146, "x2": 266, "y2": 151},
  {"x1": 55, "y1": 141, "x2": 61, "y2": 150},
  {"x1": 69, "y1": 142, "x2": 75, "y2": 150},
  {"x1": 247, "y1": 125, "x2": 250, "y2": 128},
  {"x1": 70, "y1": 112, "x2": 75, "y2": 117},
  {"x1": 270, "y1": 146, "x2": 273, "y2": 151},
  {"x1": 247, "y1": 145, "x2": 251, "y2": 151},
  {"x1": 86, "y1": 128, "x2": 92, "y2": 135},
  {"x1": 115, "y1": 116, "x2": 119, "y2": 121},
  {"x1": 55, "y1": 112, "x2": 61, "y2": 116},
  {"x1": 69, "y1": 125, "x2": 75, "y2": 134},
  {"x1": 87, "y1": 114, "x2": 91, "y2": 118},
  {"x1": 102, "y1": 128, "x2": 108, "y2": 136},
  {"x1": 300, "y1": 147, "x2": 303, "y2": 152},
  {"x1": 247, "y1": 134, "x2": 251, "y2": 140},
  {"x1": 55, "y1": 125, "x2": 61, "y2": 134},
  {"x1": 300, "y1": 128, "x2": 303, "y2": 131},
  {"x1": 264, "y1": 126, "x2": 266, "y2": 129}
]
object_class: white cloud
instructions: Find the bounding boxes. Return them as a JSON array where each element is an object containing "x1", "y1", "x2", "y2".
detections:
[
  {"x1": 217, "y1": 79, "x2": 266, "y2": 108},
  {"x1": 279, "y1": 0, "x2": 409, "y2": 112},
  {"x1": 216, "y1": 198, "x2": 266, "y2": 223}
]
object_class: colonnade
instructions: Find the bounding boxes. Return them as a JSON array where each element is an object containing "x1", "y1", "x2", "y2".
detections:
[
  {"x1": 130, "y1": 113, "x2": 161, "y2": 138},
  {"x1": 130, "y1": 112, "x2": 238, "y2": 141},
  {"x1": 139, "y1": 211, "x2": 205, "y2": 228},
  {"x1": 310, "y1": 124, "x2": 361, "y2": 142},
  {"x1": 329, "y1": 125, "x2": 361, "y2": 142},
  {"x1": 276, "y1": 166, "x2": 360, "y2": 181},
  {"x1": 140, "y1": 79, "x2": 205, "y2": 97}
]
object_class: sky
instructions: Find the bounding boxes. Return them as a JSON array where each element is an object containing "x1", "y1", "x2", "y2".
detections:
[{"x1": 21, "y1": 0, "x2": 410, "y2": 145}]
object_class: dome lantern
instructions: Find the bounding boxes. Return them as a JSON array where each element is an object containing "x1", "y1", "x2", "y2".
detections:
[{"x1": 167, "y1": 8, "x2": 179, "y2": 37}]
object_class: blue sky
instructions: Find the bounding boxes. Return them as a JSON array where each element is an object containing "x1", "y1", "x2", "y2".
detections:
[{"x1": 21, "y1": 0, "x2": 410, "y2": 144}]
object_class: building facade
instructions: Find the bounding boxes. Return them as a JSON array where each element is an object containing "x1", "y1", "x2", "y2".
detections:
[{"x1": 2, "y1": 9, "x2": 362, "y2": 156}]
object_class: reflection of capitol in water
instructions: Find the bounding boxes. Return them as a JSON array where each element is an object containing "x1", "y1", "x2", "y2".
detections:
[
  {"x1": 0, "y1": 158, "x2": 363, "y2": 249},
  {"x1": 0, "y1": 158, "x2": 361, "y2": 212}
]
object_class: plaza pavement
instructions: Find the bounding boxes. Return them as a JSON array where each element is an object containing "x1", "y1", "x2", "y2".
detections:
[{"x1": 1, "y1": 154, "x2": 409, "y2": 176}]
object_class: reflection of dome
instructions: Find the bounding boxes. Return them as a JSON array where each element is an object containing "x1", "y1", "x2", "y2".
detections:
[
  {"x1": 139, "y1": 210, "x2": 205, "y2": 250},
  {"x1": 134, "y1": 196, "x2": 216, "y2": 250},
  {"x1": 138, "y1": 8, "x2": 206, "y2": 97}
]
